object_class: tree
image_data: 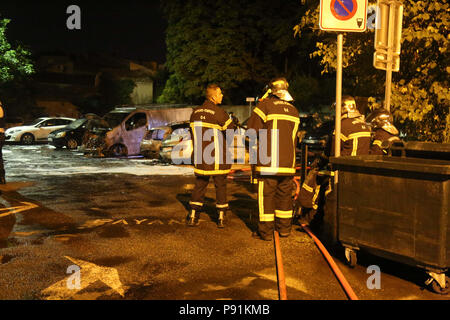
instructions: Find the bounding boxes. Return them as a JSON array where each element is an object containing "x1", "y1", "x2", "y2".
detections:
[
  {"x1": 0, "y1": 17, "x2": 35, "y2": 119},
  {"x1": 294, "y1": 0, "x2": 450, "y2": 142},
  {"x1": 0, "y1": 18, "x2": 34, "y2": 84},
  {"x1": 160, "y1": 0, "x2": 308, "y2": 105}
]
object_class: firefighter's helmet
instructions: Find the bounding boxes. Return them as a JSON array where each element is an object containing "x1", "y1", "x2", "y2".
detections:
[
  {"x1": 261, "y1": 77, "x2": 294, "y2": 102},
  {"x1": 332, "y1": 96, "x2": 360, "y2": 119},
  {"x1": 366, "y1": 108, "x2": 399, "y2": 135}
]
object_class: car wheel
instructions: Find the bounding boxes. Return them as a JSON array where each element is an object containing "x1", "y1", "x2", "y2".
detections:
[
  {"x1": 20, "y1": 133, "x2": 35, "y2": 145},
  {"x1": 66, "y1": 138, "x2": 78, "y2": 150},
  {"x1": 109, "y1": 144, "x2": 127, "y2": 157}
]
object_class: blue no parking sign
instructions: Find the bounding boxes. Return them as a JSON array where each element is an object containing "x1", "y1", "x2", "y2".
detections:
[
  {"x1": 320, "y1": 0, "x2": 367, "y2": 32},
  {"x1": 331, "y1": 0, "x2": 357, "y2": 21}
]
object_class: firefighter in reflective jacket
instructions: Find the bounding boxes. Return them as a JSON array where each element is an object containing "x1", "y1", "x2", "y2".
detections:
[
  {"x1": 366, "y1": 108, "x2": 400, "y2": 155},
  {"x1": 297, "y1": 96, "x2": 370, "y2": 227},
  {"x1": 188, "y1": 84, "x2": 236, "y2": 228},
  {"x1": 247, "y1": 77, "x2": 299, "y2": 241},
  {"x1": 330, "y1": 95, "x2": 371, "y2": 156}
]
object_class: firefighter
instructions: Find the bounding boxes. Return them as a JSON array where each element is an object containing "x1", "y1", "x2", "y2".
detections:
[
  {"x1": 297, "y1": 96, "x2": 370, "y2": 229},
  {"x1": 188, "y1": 84, "x2": 236, "y2": 228},
  {"x1": 366, "y1": 108, "x2": 400, "y2": 155},
  {"x1": 247, "y1": 77, "x2": 300, "y2": 241},
  {"x1": 330, "y1": 95, "x2": 371, "y2": 156},
  {"x1": 0, "y1": 100, "x2": 5, "y2": 184}
]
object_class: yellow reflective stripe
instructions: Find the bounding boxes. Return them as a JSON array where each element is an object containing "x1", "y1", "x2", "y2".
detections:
[
  {"x1": 253, "y1": 107, "x2": 267, "y2": 122},
  {"x1": 189, "y1": 201, "x2": 203, "y2": 206},
  {"x1": 312, "y1": 186, "x2": 320, "y2": 205},
  {"x1": 214, "y1": 128, "x2": 219, "y2": 171},
  {"x1": 258, "y1": 181, "x2": 274, "y2": 221},
  {"x1": 194, "y1": 168, "x2": 231, "y2": 175},
  {"x1": 216, "y1": 203, "x2": 229, "y2": 208},
  {"x1": 348, "y1": 132, "x2": 371, "y2": 139},
  {"x1": 191, "y1": 123, "x2": 199, "y2": 164},
  {"x1": 340, "y1": 133, "x2": 349, "y2": 142},
  {"x1": 292, "y1": 121, "x2": 299, "y2": 167},
  {"x1": 271, "y1": 119, "x2": 278, "y2": 169},
  {"x1": 352, "y1": 138, "x2": 358, "y2": 156},
  {"x1": 191, "y1": 122, "x2": 222, "y2": 130},
  {"x1": 275, "y1": 210, "x2": 293, "y2": 219},
  {"x1": 222, "y1": 118, "x2": 232, "y2": 130},
  {"x1": 302, "y1": 184, "x2": 314, "y2": 193},
  {"x1": 266, "y1": 114, "x2": 300, "y2": 123},
  {"x1": 318, "y1": 170, "x2": 335, "y2": 176},
  {"x1": 256, "y1": 167, "x2": 296, "y2": 174},
  {"x1": 373, "y1": 140, "x2": 382, "y2": 147}
]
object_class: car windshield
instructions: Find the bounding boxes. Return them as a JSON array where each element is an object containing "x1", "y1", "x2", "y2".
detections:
[
  {"x1": 27, "y1": 118, "x2": 46, "y2": 126},
  {"x1": 103, "y1": 112, "x2": 130, "y2": 128},
  {"x1": 65, "y1": 118, "x2": 87, "y2": 129}
]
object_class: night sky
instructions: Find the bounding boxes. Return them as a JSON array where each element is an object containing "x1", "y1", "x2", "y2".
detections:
[{"x1": 0, "y1": 1, "x2": 167, "y2": 62}]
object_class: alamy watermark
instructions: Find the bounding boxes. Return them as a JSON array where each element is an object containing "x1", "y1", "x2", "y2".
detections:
[
  {"x1": 66, "y1": 5, "x2": 81, "y2": 30},
  {"x1": 66, "y1": 264, "x2": 81, "y2": 289},
  {"x1": 366, "y1": 265, "x2": 381, "y2": 290}
]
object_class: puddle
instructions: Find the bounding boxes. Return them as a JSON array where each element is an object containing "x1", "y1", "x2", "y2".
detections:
[{"x1": 96, "y1": 224, "x2": 130, "y2": 238}]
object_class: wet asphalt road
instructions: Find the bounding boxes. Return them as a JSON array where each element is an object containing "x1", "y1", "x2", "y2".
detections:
[{"x1": 0, "y1": 144, "x2": 448, "y2": 301}]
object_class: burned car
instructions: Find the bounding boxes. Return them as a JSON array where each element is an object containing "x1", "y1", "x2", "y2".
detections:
[
  {"x1": 48, "y1": 114, "x2": 107, "y2": 150},
  {"x1": 140, "y1": 125, "x2": 173, "y2": 159}
]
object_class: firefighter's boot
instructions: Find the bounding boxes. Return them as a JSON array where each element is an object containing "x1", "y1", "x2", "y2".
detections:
[
  {"x1": 186, "y1": 209, "x2": 199, "y2": 227},
  {"x1": 217, "y1": 210, "x2": 226, "y2": 228}
]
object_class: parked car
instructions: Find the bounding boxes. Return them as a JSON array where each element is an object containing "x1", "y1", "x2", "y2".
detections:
[
  {"x1": 48, "y1": 114, "x2": 107, "y2": 150},
  {"x1": 5, "y1": 117, "x2": 75, "y2": 145},
  {"x1": 158, "y1": 122, "x2": 192, "y2": 163},
  {"x1": 159, "y1": 122, "x2": 249, "y2": 164},
  {"x1": 140, "y1": 125, "x2": 173, "y2": 159}
]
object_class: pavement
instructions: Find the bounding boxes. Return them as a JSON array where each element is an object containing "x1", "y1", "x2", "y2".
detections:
[{"x1": 0, "y1": 145, "x2": 448, "y2": 301}]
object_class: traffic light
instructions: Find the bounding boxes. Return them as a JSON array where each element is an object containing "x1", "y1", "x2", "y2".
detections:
[{"x1": 373, "y1": 0, "x2": 403, "y2": 71}]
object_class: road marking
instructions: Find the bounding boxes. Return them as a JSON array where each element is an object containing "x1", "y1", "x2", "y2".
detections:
[
  {"x1": 42, "y1": 256, "x2": 126, "y2": 300},
  {"x1": 0, "y1": 201, "x2": 38, "y2": 218}
]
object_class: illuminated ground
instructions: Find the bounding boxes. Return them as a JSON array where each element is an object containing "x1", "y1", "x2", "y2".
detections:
[{"x1": 0, "y1": 145, "x2": 448, "y2": 300}]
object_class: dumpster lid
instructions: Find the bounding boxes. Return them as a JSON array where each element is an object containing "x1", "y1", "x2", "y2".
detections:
[{"x1": 330, "y1": 155, "x2": 450, "y2": 176}]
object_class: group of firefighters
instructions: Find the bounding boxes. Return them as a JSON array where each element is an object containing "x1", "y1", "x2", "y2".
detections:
[{"x1": 186, "y1": 77, "x2": 400, "y2": 241}]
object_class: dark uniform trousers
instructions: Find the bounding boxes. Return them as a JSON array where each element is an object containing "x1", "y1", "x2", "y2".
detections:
[
  {"x1": 189, "y1": 175, "x2": 228, "y2": 211},
  {"x1": 257, "y1": 176, "x2": 293, "y2": 238}
]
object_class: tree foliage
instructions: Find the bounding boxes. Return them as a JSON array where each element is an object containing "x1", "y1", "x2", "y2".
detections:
[
  {"x1": 294, "y1": 0, "x2": 449, "y2": 142},
  {"x1": 0, "y1": 18, "x2": 34, "y2": 84},
  {"x1": 159, "y1": 0, "x2": 308, "y2": 105}
]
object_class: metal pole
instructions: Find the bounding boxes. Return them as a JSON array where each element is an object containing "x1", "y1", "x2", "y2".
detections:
[
  {"x1": 384, "y1": 1, "x2": 395, "y2": 111},
  {"x1": 334, "y1": 33, "x2": 343, "y2": 183}
]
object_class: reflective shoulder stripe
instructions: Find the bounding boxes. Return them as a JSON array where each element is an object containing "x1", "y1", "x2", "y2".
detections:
[
  {"x1": 373, "y1": 140, "x2": 382, "y2": 147},
  {"x1": 253, "y1": 107, "x2": 267, "y2": 122},
  {"x1": 340, "y1": 133, "x2": 349, "y2": 141},
  {"x1": 221, "y1": 118, "x2": 232, "y2": 130},
  {"x1": 194, "y1": 168, "x2": 231, "y2": 175},
  {"x1": 266, "y1": 114, "x2": 300, "y2": 123},
  {"x1": 348, "y1": 132, "x2": 371, "y2": 139},
  {"x1": 189, "y1": 201, "x2": 203, "y2": 206}
]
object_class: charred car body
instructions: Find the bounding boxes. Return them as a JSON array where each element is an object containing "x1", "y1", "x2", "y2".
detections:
[{"x1": 82, "y1": 105, "x2": 193, "y2": 157}]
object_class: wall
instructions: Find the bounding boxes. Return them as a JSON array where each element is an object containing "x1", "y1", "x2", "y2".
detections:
[{"x1": 130, "y1": 81, "x2": 154, "y2": 105}]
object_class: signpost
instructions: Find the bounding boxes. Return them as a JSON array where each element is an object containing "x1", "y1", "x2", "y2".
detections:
[
  {"x1": 373, "y1": 0, "x2": 403, "y2": 111},
  {"x1": 319, "y1": 0, "x2": 367, "y2": 182},
  {"x1": 246, "y1": 97, "x2": 255, "y2": 119}
]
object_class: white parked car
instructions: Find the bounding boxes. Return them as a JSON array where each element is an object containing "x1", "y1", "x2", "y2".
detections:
[{"x1": 5, "y1": 117, "x2": 76, "y2": 145}]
